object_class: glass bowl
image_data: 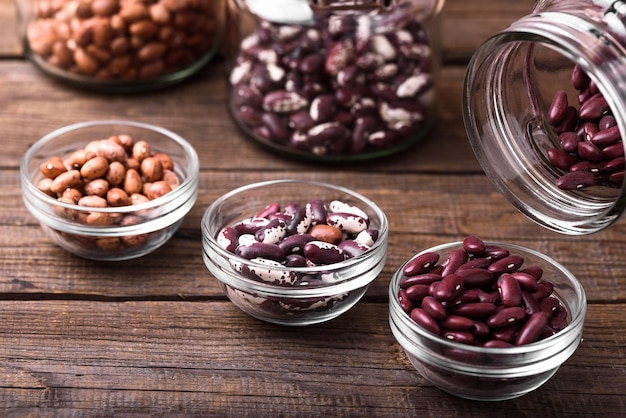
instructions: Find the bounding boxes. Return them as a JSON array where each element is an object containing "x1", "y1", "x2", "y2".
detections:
[
  {"x1": 20, "y1": 120, "x2": 199, "y2": 261},
  {"x1": 201, "y1": 179, "x2": 388, "y2": 325},
  {"x1": 389, "y1": 240, "x2": 587, "y2": 401}
]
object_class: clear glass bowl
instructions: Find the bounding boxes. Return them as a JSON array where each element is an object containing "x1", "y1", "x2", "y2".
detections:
[
  {"x1": 16, "y1": 0, "x2": 224, "y2": 92},
  {"x1": 20, "y1": 120, "x2": 199, "y2": 261},
  {"x1": 389, "y1": 241, "x2": 587, "y2": 401},
  {"x1": 201, "y1": 179, "x2": 388, "y2": 325}
]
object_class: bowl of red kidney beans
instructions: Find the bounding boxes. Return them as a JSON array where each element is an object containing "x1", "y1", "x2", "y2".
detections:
[
  {"x1": 201, "y1": 179, "x2": 388, "y2": 326},
  {"x1": 389, "y1": 235, "x2": 586, "y2": 401}
]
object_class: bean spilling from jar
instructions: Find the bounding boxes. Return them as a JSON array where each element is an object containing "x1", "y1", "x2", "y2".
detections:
[
  {"x1": 397, "y1": 236, "x2": 569, "y2": 347},
  {"x1": 37, "y1": 135, "x2": 181, "y2": 251},
  {"x1": 215, "y1": 199, "x2": 380, "y2": 312},
  {"x1": 547, "y1": 65, "x2": 625, "y2": 190},
  {"x1": 229, "y1": 12, "x2": 434, "y2": 157},
  {"x1": 26, "y1": 0, "x2": 218, "y2": 81}
]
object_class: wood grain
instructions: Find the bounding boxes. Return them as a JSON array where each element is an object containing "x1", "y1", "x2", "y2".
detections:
[
  {"x1": 0, "y1": 301, "x2": 624, "y2": 417},
  {"x1": 1, "y1": 0, "x2": 625, "y2": 416}
]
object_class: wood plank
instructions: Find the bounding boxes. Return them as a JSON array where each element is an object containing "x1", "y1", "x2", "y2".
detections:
[
  {"x1": 0, "y1": 60, "x2": 478, "y2": 173},
  {"x1": 2, "y1": 169, "x2": 626, "y2": 301},
  {"x1": 0, "y1": 301, "x2": 623, "y2": 416}
]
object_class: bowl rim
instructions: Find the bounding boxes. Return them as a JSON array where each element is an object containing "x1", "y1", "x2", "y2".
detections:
[
  {"x1": 389, "y1": 240, "x2": 587, "y2": 356},
  {"x1": 201, "y1": 179, "x2": 389, "y2": 295},
  {"x1": 21, "y1": 119, "x2": 200, "y2": 216}
]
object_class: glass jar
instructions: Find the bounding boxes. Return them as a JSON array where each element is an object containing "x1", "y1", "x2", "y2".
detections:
[
  {"x1": 226, "y1": 0, "x2": 445, "y2": 162},
  {"x1": 464, "y1": 0, "x2": 626, "y2": 234},
  {"x1": 16, "y1": 0, "x2": 224, "y2": 92}
]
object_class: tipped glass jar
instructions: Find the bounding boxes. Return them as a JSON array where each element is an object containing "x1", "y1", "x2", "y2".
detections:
[
  {"x1": 16, "y1": 0, "x2": 224, "y2": 92},
  {"x1": 226, "y1": 0, "x2": 445, "y2": 162},
  {"x1": 463, "y1": 0, "x2": 626, "y2": 234}
]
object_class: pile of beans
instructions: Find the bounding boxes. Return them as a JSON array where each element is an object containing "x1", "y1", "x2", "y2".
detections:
[
  {"x1": 217, "y1": 199, "x2": 379, "y2": 286},
  {"x1": 397, "y1": 236, "x2": 569, "y2": 347},
  {"x1": 26, "y1": 0, "x2": 218, "y2": 81},
  {"x1": 36, "y1": 134, "x2": 180, "y2": 250},
  {"x1": 229, "y1": 12, "x2": 434, "y2": 157},
  {"x1": 547, "y1": 64, "x2": 624, "y2": 190}
]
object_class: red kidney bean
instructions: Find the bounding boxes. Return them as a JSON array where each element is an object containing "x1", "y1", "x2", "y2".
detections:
[
  {"x1": 548, "y1": 148, "x2": 580, "y2": 171},
  {"x1": 483, "y1": 340, "x2": 514, "y2": 348},
  {"x1": 488, "y1": 255, "x2": 524, "y2": 275},
  {"x1": 462, "y1": 235, "x2": 486, "y2": 254},
  {"x1": 421, "y1": 296, "x2": 447, "y2": 320},
  {"x1": 406, "y1": 284, "x2": 431, "y2": 303},
  {"x1": 603, "y1": 156, "x2": 625, "y2": 173},
  {"x1": 556, "y1": 171, "x2": 598, "y2": 190},
  {"x1": 456, "y1": 257, "x2": 492, "y2": 271},
  {"x1": 552, "y1": 106, "x2": 578, "y2": 134},
  {"x1": 601, "y1": 142, "x2": 625, "y2": 160},
  {"x1": 578, "y1": 93, "x2": 610, "y2": 121},
  {"x1": 411, "y1": 308, "x2": 441, "y2": 335},
  {"x1": 521, "y1": 290, "x2": 542, "y2": 315},
  {"x1": 548, "y1": 317, "x2": 569, "y2": 332},
  {"x1": 497, "y1": 274, "x2": 523, "y2": 307},
  {"x1": 472, "y1": 320, "x2": 490, "y2": 337},
  {"x1": 590, "y1": 125, "x2": 621, "y2": 147},
  {"x1": 548, "y1": 90, "x2": 569, "y2": 125},
  {"x1": 510, "y1": 272, "x2": 539, "y2": 292},
  {"x1": 397, "y1": 236, "x2": 570, "y2": 348},
  {"x1": 450, "y1": 302, "x2": 497, "y2": 319},
  {"x1": 441, "y1": 314, "x2": 475, "y2": 331},
  {"x1": 540, "y1": 295, "x2": 561, "y2": 315},
  {"x1": 490, "y1": 323, "x2": 522, "y2": 343},
  {"x1": 398, "y1": 289, "x2": 414, "y2": 313},
  {"x1": 440, "y1": 249, "x2": 468, "y2": 277},
  {"x1": 571, "y1": 64, "x2": 589, "y2": 90},
  {"x1": 559, "y1": 131, "x2": 580, "y2": 153},
  {"x1": 456, "y1": 268, "x2": 494, "y2": 288},
  {"x1": 399, "y1": 273, "x2": 442, "y2": 288},
  {"x1": 402, "y1": 251, "x2": 440, "y2": 277},
  {"x1": 520, "y1": 265, "x2": 543, "y2": 281},
  {"x1": 482, "y1": 245, "x2": 509, "y2": 261},
  {"x1": 433, "y1": 274, "x2": 464, "y2": 302},
  {"x1": 515, "y1": 312, "x2": 549, "y2": 346},
  {"x1": 442, "y1": 330, "x2": 475, "y2": 345},
  {"x1": 577, "y1": 141, "x2": 602, "y2": 162}
]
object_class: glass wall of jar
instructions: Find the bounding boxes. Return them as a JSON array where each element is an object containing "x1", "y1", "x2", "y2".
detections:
[
  {"x1": 463, "y1": 0, "x2": 626, "y2": 235},
  {"x1": 226, "y1": 0, "x2": 445, "y2": 162},
  {"x1": 16, "y1": 0, "x2": 224, "y2": 92}
]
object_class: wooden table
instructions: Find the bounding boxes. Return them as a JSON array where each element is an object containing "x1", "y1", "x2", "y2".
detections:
[{"x1": 1, "y1": 1, "x2": 625, "y2": 416}]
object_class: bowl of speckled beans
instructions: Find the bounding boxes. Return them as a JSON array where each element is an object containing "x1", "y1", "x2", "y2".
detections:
[
  {"x1": 20, "y1": 120, "x2": 199, "y2": 261},
  {"x1": 389, "y1": 236, "x2": 587, "y2": 401},
  {"x1": 201, "y1": 179, "x2": 389, "y2": 326}
]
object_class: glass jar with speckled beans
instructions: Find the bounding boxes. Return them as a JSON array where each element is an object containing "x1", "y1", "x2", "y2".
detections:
[
  {"x1": 225, "y1": 0, "x2": 445, "y2": 162},
  {"x1": 464, "y1": 0, "x2": 626, "y2": 235}
]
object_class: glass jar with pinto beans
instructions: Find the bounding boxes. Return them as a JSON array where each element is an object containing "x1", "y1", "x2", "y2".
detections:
[
  {"x1": 463, "y1": 0, "x2": 626, "y2": 234},
  {"x1": 16, "y1": 0, "x2": 224, "y2": 92},
  {"x1": 225, "y1": 0, "x2": 445, "y2": 162}
]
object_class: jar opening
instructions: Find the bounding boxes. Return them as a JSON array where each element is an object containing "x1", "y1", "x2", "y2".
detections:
[{"x1": 464, "y1": 17, "x2": 626, "y2": 234}]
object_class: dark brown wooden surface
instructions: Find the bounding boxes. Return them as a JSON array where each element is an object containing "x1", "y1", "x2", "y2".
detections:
[{"x1": 1, "y1": 0, "x2": 625, "y2": 416}]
